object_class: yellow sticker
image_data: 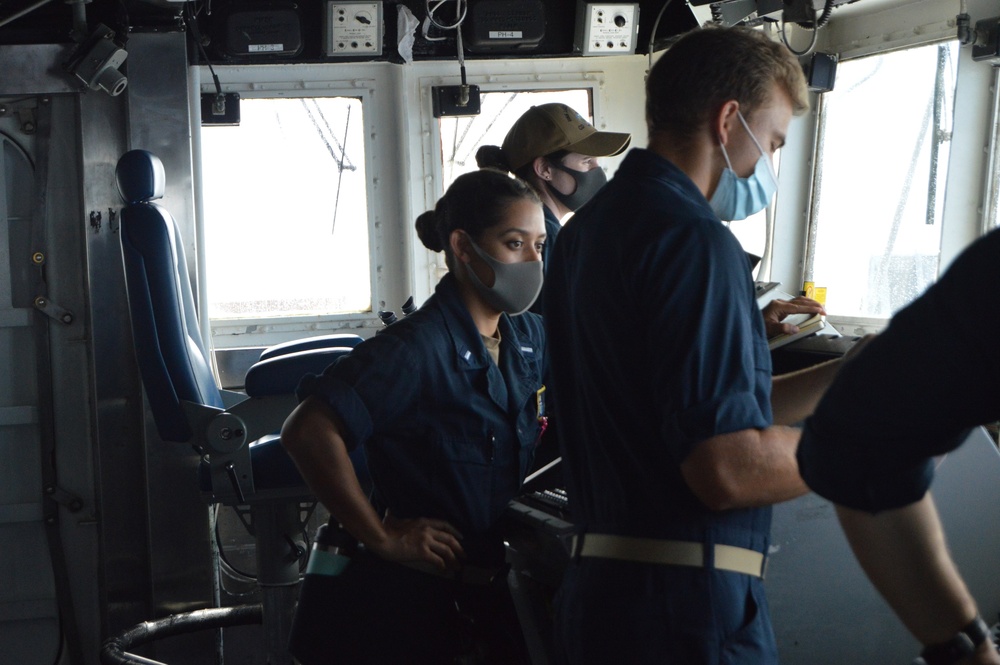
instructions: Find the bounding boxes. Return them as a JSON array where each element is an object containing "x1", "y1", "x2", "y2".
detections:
[
  {"x1": 535, "y1": 385, "x2": 546, "y2": 419},
  {"x1": 813, "y1": 287, "x2": 827, "y2": 307},
  {"x1": 802, "y1": 281, "x2": 815, "y2": 299}
]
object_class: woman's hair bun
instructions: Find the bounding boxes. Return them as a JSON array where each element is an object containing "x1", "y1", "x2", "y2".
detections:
[
  {"x1": 414, "y1": 209, "x2": 445, "y2": 252},
  {"x1": 475, "y1": 145, "x2": 510, "y2": 172}
]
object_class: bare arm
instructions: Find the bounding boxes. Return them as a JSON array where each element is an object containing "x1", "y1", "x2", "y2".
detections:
[
  {"x1": 770, "y1": 357, "x2": 842, "y2": 425},
  {"x1": 682, "y1": 336, "x2": 879, "y2": 511},
  {"x1": 836, "y1": 496, "x2": 1000, "y2": 664},
  {"x1": 281, "y1": 396, "x2": 465, "y2": 570},
  {"x1": 770, "y1": 334, "x2": 876, "y2": 426},
  {"x1": 680, "y1": 426, "x2": 809, "y2": 511}
]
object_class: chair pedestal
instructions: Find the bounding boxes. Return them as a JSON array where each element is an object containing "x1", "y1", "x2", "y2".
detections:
[{"x1": 252, "y1": 501, "x2": 307, "y2": 665}]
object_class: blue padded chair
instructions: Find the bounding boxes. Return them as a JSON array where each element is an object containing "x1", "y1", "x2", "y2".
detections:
[{"x1": 113, "y1": 149, "x2": 361, "y2": 664}]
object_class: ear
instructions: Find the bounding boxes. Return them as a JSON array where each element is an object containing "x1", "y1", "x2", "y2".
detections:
[
  {"x1": 532, "y1": 156, "x2": 554, "y2": 181},
  {"x1": 713, "y1": 100, "x2": 741, "y2": 147},
  {"x1": 449, "y1": 229, "x2": 474, "y2": 265}
]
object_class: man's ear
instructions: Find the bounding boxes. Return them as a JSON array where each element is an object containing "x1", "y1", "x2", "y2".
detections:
[
  {"x1": 713, "y1": 100, "x2": 741, "y2": 147},
  {"x1": 450, "y1": 229, "x2": 473, "y2": 264}
]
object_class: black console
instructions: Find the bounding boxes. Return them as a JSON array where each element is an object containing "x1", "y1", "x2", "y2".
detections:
[
  {"x1": 770, "y1": 333, "x2": 863, "y2": 374},
  {"x1": 504, "y1": 487, "x2": 573, "y2": 588}
]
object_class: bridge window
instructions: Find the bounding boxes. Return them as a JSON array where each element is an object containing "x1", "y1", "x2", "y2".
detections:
[
  {"x1": 201, "y1": 96, "x2": 371, "y2": 322},
  {"x1": 806, "y1": 41, "x2": 958, "y2": 321},
  {"x1": 438, "y1": 89, "x2": 593, "y2": 189}
]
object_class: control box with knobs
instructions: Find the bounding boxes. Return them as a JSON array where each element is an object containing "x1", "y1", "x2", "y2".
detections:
[
  {"x1": 323, "y1": 2, "x2": 383, "y2": 56},
  {"x1": 574, "y1": 3, "x2": 640, "y2": 56}
]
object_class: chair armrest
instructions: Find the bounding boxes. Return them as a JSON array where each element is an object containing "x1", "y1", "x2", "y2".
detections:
[
  {"x1": 244, "y1": 347, "x2": 354, "y2": 398},
  {"x1": 182, "y1": 346, "x2": 354, "y2": 503},
  {"x1": 258, "y1": 333, "x2": 363, "y2": 362}
]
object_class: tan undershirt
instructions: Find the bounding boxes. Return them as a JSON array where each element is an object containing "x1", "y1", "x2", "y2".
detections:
[{"x1": 481, "y1": 332, "x2": 501, "y2": 366}]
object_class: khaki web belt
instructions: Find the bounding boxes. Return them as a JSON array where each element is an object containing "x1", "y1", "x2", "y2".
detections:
[{"x1": 573, "y1": 533, "x2": 767, "y2": 578}]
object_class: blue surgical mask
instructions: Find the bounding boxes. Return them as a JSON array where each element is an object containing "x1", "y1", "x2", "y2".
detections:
[
  {"x1": 709, "y1": 112, "x2": 778, "y2": 221},
  {"x1": 465, "y1": 237, "x2": 544, "y2": 316}
]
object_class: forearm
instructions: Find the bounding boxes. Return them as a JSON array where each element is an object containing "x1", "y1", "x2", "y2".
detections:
[
  {"x1": 770, "y1": 357, "x2": 841, "y2": 425},
  {"x1": 681, "y1": 425, "x2": 809, "y2": 510},
  {"x1": 281, "y1": 397, "x2": 387, "y2": 549},
  {"x1": 835, "y1": 495, "x2": 980, "y2": 645}
]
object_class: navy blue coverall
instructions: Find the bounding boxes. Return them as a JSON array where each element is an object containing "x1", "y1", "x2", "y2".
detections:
[
  {"x1": 798, "y1": 227, "x2": 1000, "y2": 512},
  {"x1": 288, "y1": 272, "x2": 545, "y2": 665},
  {"x1": 544, "y1": 149, "x2": 778, "y2": 664}
]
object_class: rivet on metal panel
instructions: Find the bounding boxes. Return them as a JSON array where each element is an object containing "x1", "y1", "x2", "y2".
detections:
[{"x1": 32, "y1": 251, "x2": 45, "y2": 264}]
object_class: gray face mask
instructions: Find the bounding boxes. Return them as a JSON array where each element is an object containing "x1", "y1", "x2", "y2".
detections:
[
  {"x1": 465, "y1": 237, "x2": 543, "y2": 316},
  {"x1": 550, "y1": 163, "x2": 608, "y2": 211}
]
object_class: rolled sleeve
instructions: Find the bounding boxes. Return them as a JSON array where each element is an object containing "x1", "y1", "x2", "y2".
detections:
[
  {"x1": 295, "y1": 333, "x2": 421, "y2": 451},
  {"x1": 797, "y1": 420, "x2": 936, "y2": 513},
  {"x1": 297, "y1": 374, "x2": 375, "y2": 450},
  {"x1": 668, "y1": 390, "x2": 772, "y2": 461}
]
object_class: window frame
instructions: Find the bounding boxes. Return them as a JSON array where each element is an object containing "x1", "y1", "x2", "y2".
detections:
[
  {"x1": 983, "y1": 66, "x2": 1000, "y2": 235},
  {"x1": 802, "y1": 41, "x2": 959, "y2": 331},
  {"x1": 196, "y1": 73, "x2": 384, "y2": 347},
  {"x1": 774, "y1": 35, "x2": 996, "y2": 336}
]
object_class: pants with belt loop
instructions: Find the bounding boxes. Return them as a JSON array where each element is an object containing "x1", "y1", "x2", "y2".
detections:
[
  {"x1": 553, "y1": 557, "x2": 777, "y2": 665},
  {"x1": 289, "y1": 550, "x2": 530, "y2": 665}
]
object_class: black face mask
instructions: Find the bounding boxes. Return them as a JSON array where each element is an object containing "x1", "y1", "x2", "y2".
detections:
[{"x1": 549, "y1": 163, "x2": 608, "y2": 211}]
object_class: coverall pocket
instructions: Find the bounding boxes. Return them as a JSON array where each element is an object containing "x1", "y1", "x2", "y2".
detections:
[
  {"x1": 435, "y1": 434, "x2": 494, "y2": 526},
  {"x1": 720, "y1": 579, "x2": 775, "y2": 665}
]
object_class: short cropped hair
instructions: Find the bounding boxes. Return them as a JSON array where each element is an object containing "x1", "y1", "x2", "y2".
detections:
[{"x1": 646, "y1": 26, "x2": 809, "y2": 140}]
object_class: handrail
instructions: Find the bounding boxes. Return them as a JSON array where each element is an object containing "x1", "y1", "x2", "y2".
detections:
[{"x1": 99, "y1": 604, "x2": 263, "y2": 665}]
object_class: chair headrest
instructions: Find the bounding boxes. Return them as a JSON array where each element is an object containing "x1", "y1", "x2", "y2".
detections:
[{"x1": 116, "y1": 149, "x2": 166, "y2": 204}]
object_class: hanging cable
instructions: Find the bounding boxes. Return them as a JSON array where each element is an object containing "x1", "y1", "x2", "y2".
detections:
[
  {"x1": 781, "y1": 0, "x2": 836, "y2": 56},
  {"x1": 185, "y1": 2, "x2": 225, "y2": 115},
  {"x1": 422, "y1": 1, "x2": 472, "y2": 108},
  {"x1": 454, "y1": 1, "x2": 469, "y2": 105},
  {"x1": 422, "y1": 0, "x2": 467, "y2": 41},
  {"x1": 647, "y1": 0, "x2": 675, "y2": 75},
  {"x1": 814, "y1": 0, "x2": 834, "y2": 28},
  {"x1": 780, "y1": 12, "x2": 819, "y2": 56},
  {"x1": 426, "y1": 0, "x2": 467, "y2": 30},
  {"x1": 799, "y1": 0, "x2": 835, "y2": 29}
]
